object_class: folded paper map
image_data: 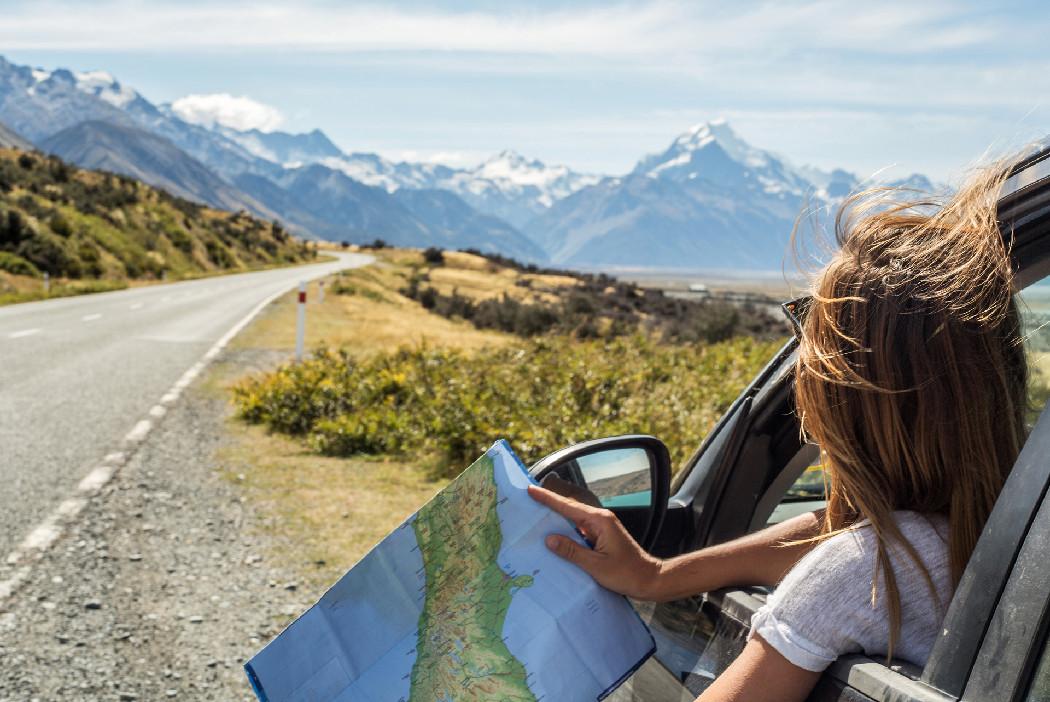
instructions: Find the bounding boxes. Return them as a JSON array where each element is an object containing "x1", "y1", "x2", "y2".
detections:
[{"x1": 244, "y1": 440, "x2": 655, "y2": 701}]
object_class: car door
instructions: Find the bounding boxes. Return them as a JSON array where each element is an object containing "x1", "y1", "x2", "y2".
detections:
[{"x1": 611, "y1": 146, "x2": 1050, "y2": 701}]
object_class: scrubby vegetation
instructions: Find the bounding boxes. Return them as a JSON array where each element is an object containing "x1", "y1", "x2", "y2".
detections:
[
  {"x1": 0, "y1": 148, "x2": 314, "y2": 303},
  {"x1": 422, "y1": 246, "x2": 445, "y2": 264},
  {"x1": 233, "y1": 248, "x2": 788, "y2": 477},
  {"x1": 400, "y1": 252, "x2": 785, "y2": 344},
  {"x1": 234, "y1": 336, "x2": 780, "y2": 478}
]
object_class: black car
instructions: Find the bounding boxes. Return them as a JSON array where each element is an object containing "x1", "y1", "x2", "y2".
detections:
[{"x1": 529, "y1": 146, "x2": 1050, "y2": 702}]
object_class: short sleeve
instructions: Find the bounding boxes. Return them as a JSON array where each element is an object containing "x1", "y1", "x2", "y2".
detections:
[{"x1": 748, "y1": 529, "x2": 879, "y2": 672}]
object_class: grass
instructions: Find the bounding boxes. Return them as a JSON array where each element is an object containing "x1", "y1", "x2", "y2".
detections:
[
  {"x1": 216, "y1": 418, "x2": 445, "y2": 589},
  {"x1": 0, "y1": 272, "x2": 128, "y2": 305},
  {"x1": 232, "y1": 253, "x2": 515, "y2": 356},
  {"x1": 0, "y1": 254, "x2": 337, "y2": 308},
  {"x1": 201, "y1": 348, "x2": 448, "y2": 587}
]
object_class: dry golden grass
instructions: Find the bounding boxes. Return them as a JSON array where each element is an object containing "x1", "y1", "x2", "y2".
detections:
[
  {"x1": 0, "y1": 270, "x2": 42, "y2": 295},
  {"x1": 232, "y1": 253, "x2": 516, "y2": 356},
  {"x1": 418, "y1": 251, "x2": 577, "y2": 306},
  {"x1": 217, "y1": 416, "x2": 446, "y2": 588}
]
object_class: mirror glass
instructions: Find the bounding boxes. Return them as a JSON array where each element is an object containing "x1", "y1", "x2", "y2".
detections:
[{"x1": 575, "y1": 447, "x2": 652, "y2": 508}]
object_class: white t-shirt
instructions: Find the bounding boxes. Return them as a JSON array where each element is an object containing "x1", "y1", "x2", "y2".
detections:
[{"x1": 748, "y1": 511, "x2": 953, "y2": 672}]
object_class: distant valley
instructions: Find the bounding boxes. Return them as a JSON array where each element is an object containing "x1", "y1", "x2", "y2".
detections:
[{"x1": 0, "y1": 55, "x2": 935, "y2": 270}]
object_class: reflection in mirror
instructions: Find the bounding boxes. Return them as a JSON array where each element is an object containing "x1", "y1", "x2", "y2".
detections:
[{"x1": 576, "y1": 448, "x2": 652, "y2": 508}]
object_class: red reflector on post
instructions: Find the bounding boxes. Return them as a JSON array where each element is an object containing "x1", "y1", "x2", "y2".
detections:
[{"x1": 298, "y1": 291, "x2": 307, "y2": 304}]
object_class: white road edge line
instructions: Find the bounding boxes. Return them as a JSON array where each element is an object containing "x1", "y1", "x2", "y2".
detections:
[
  {"x1": 7, "y1": 328, "x2": 40, "y2": 339},
  {"x1": 0, "y1": 273, "x2": 331, "y2": 610}
]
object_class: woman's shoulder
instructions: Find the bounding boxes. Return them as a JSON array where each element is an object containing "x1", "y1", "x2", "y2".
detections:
[
  {"x1": 805, "y1": 511, "x2": 947, "y2": 562},
  {"x1": 750, "y1": 511, "x2": 951, "y2": 671},
  {"x1": 768, "y1": 511, "x2": 950, "y2": 618}
]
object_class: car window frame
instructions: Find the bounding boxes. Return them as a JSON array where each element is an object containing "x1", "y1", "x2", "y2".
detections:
[{"x1": 957, "y1": 408, "x2": 1050, "y2": 701}]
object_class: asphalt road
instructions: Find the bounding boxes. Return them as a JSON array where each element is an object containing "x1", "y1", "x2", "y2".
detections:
[{"x1": 0, "y1": 252, "x2": 371, "y2": 558}]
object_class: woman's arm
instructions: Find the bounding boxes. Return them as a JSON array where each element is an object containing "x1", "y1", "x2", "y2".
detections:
[
  {"x1": 695, "y1": 635, "x2": 821, "y2": 702},
  {"x1": 652, "y1": 509, "x2": 823, "y2": 601},
  {"x1": 527, "y1": 485, "x2": 822, "y2": 601}
]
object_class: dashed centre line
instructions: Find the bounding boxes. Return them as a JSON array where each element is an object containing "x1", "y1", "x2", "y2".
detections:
[
  {"x1": 81, "y1": 313, "x2": 102, "y2": 322},
  {"x1": 129, "y1": 302, "x2": 144, "y2": 310},
  {"x1": 7, "y1": 328, "x2": 40, "y2": 339}
]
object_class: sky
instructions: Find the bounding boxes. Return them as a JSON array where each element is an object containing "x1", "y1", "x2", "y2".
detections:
[{"x1": 2, "y1": 0, "x2": 1048, "y2": 181}]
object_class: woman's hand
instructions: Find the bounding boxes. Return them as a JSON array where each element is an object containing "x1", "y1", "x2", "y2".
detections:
[
  {"x1": 527, "y1": 484, "x2": 663, "y2": 601},
  {"x1": 539, "y1": 473, "x2": 603, "y2": 508}
]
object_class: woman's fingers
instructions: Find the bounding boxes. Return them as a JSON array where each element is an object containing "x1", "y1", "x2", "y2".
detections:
[
  {"x1": 540, "y1": 474, "x2": 604, "y2": 509},
  {"x1": 528, "y1": 484, "x2": 599, "y2": 525},
  {"x1": 545, "y1": 534, "x2": 602, "y2": 571}
]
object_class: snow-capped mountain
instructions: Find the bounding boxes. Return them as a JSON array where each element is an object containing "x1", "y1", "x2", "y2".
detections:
[
  {"x1": 67, "y1": 69, "x2": 139, "y2": 110},
  {"x1": 317, "y1": 153, "x2": 454, "y2": 192},
  {"x1": 633, "y1": 119, "x2": 815, "y2": 199},
  {"x1": 235, "y1": 137, "x2": 600, "y2": 229},
  {"x1": 0, "y1": 53, "x2": 946, "y2": 270},
  {"x1": 526, "y1": 121, "x2": 850, "y2": 269},
  {"x1": 0, "y1": 57, "x2": 138, "y2": 142},
  {"x1": 436, "y1": 151, "x2": 601, "y2": 228},
  {"x1": 215, "y1": 124, "x2": 344, "y2": 167}
]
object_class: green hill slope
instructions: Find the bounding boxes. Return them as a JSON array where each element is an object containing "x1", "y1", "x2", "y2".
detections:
[{"x1": 0, "y1": 148, "x2": 314, "y2": 302}]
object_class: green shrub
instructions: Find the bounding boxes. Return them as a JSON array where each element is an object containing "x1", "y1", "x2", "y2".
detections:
[
  {"x1": 16, "y1": 231, "x2": 79, "y2": 277},
  {"x1": 49, "y1": 213, "x2": 74, "y2": 237},
  {"x1": 0, "y1": 251, "x2": 40, "y2": 277},
  {"x1": 233, "y1": 336, "x2": 782, "y2": 478},
  {"x1": 422, "y1": 247, "x2": 445, "y2": 264}
]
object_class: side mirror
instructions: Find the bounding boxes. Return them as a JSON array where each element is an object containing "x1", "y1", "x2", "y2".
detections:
[{"x1": 530, "y1": 435, "x2": 671, "y2": 552}]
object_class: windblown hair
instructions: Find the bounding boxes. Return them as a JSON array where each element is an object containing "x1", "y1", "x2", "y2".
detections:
[{"x1": 794, "y1": 163, "x2": 1028, "y2": 658}]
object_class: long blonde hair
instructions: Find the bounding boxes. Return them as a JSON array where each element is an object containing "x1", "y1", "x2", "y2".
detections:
[{"x1": 794, "y1": 163, "x2": 1028, "y2": 658}]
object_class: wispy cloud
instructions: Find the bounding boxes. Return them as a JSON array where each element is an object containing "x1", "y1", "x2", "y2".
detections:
[{"x1": 0, "y1": 0, "x2": 1004, "y2": 56}]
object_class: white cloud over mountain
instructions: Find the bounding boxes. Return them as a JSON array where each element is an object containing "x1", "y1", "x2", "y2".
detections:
[{"x1": 170, "y1": 93, "x2": 284, "y2": 132}]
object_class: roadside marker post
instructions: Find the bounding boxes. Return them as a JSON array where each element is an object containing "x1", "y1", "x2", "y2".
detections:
[
  {"x1": 43, "y1": 272, "x2": 50, "y2": 296},
  {"x1": 318, "y1": 280, "x2": 325, "y2": 303},
  {"x1": 295, "y1": 281, "x2": 307, "y2": 362}
]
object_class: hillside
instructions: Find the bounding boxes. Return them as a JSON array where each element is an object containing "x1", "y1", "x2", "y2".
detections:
[
  {"x1": 0, "y1": 148, "x2": 314, "y2": 301},
  {"x1": 41, "y1": 120, "x2": 274, "y2": 216}
]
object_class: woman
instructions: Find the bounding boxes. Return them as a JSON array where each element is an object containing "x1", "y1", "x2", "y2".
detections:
[{"x1": 529, "y1": 160, "x2": 1029, "y2": 702}]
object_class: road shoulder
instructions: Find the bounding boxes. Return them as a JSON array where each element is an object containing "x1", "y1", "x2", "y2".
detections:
[{"x1": 0, "y1": 350, "x2": 308, "y2": 701}]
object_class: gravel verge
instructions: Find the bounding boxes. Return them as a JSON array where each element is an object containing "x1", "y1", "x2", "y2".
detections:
[{"x1": 0, "y1": 349, "x2": 306, "y2": 701}]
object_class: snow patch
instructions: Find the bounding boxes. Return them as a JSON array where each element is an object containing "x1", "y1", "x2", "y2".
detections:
[
  {"x1": 322, "y1": 156, "x2": 400, "y2": 192},
  {"x1": 73, "y1": 70, "x2": 137, "y2": 108}
]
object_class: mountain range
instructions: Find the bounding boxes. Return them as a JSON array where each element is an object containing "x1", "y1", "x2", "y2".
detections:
[{"x1": 0, "y1": 55, "x2": 935, "y2": 270}]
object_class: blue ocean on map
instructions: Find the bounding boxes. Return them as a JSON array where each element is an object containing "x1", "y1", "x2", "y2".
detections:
[{"x1": 245, "y1": 440, "x2": 655, "y2": 702}]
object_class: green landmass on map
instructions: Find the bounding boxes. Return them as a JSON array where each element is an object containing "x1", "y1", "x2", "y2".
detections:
[{"x1": 408, "y1": 454, "x2": 537, "y2": 702}]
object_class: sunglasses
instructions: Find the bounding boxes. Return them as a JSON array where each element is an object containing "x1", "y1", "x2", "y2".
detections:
[{"x1": 781, "y1": 296, "x2": 812, "y2": 340}]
